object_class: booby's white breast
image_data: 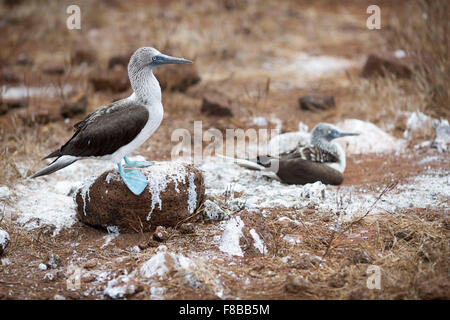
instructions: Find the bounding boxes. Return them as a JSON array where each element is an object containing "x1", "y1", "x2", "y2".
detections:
[{"x1": 96, "y1": 93, "x2": 164, "y2": 163}]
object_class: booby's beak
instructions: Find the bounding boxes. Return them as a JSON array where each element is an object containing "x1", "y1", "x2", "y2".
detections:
[
  {"x1": 151, "y1": 53, "x2": 192, "y2": 66},
  {"x1": 336, "y1": 131, "x2": 360, "y2": 138}
]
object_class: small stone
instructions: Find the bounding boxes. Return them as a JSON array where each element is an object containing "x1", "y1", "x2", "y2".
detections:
[
  {"x1": 16, "y1": 53, "x2": 33, "y2": 65},
  {"x1": 203, "y1": 199, "x2": 227, "y2": 220},
  {"x1": 178, "y1": 223, "x2": 195, "y2": 234},
  {"x1": 299, "y1": 95, "x2": 335, "y2": 111},
  {"x1": 153, "y1": 226, "x2": 171, "y2": 242},
  {"x1": 38, "y1": 263, "x2": 48, "y2": 271}
]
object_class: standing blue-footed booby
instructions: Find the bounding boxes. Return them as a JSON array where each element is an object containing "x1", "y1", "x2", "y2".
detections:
[
  {"x1": 225, "y1": 123, "x2": 359, "y2": 185},
  {"x1": 30, "y1": 47, "x2": 192, "y2": 195}
]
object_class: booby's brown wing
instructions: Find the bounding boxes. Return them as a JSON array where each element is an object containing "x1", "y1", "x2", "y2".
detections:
[
  {"x1": 281, "y1": 145, "x2": 339, "y2": 163},
  {"x1": 46, "y1": 99, "x2": 149, "y2": 158},
  {"x1": 258, "y1": 145, "x2": 338, "y2": 166}
]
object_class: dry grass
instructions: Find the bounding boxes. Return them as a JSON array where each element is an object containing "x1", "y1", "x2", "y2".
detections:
[{"x1": 390, "y1": 0, "x2": 449, "y2": 118}]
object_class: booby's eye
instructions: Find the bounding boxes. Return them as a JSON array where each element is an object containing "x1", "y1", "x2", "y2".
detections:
[{"x1": 152, "y1": 56, "x2": 157, "y2": 61}]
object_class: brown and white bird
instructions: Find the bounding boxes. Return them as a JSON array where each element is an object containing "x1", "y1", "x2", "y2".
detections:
[
  {"x1": 222, "y1": 123, "x2": 359, "y2": 185},
  {"x1": 30, "y1": 47, "x2": 192, "y2": 195}
]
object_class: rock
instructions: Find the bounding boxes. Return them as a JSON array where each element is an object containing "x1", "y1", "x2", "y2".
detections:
[
  {"x1": 74, "y1": 162, "x2": 205, "y2": 233},
  {"x1": 201, "y1": 91, "x2": 233, "y2": 117},
  {"x1": 42, "y1": 64, "x2": 65, "y2": 76},
  {"x1": 178, "y1": 223, "x2": 195, "y2": 234},
  {"x1": 154, "y1": 64, "x2": 200, "y2": 92},
  {"x1": 219, "y1": 210, "x2": 275, "y2": 257},
  {"x1": 60, "y1": 89, "x2": 88, "y2": 118},
  {"x1": 89, "y1": 66, "x2": 130, "y2": 93},
  {"x1": 203, "y1": 199, "x2": 228, "y2": 220},
  {"x1": 140, "y1": 249, "x2": 204, "y2": 289},
  {"x1": 103, "y1": 275, "x2": 142, "y2": 299},
  {"x1": 71, "y1": 49, "x2": 96, "y2": 66},
  {"x1": 360, "y1": 53, "x2": 412, "y2": 79},
  {"x1": 153, "y1": 226, "x2": 171, "y2": 242},
  {"x1": 16, "y1": 53, "x2": 33, "y2": 66},
  {"x1": 299, "y1": 95, "x2": 335, "y2": 111},
  {"x1": 0, "y1": 229, "x2": 10, "y2": 256}
]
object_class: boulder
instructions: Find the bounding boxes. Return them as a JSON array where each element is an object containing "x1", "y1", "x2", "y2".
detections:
[
  {"x1": 60, "y1": 89, "x2": 88, "y2": 118},
  {"x1": 74, "y1": 162, "x2": 205, "y2": 233},
  {"x1": 0, "y1": 229, "x2": 10, "y2": 256},
  {"x1": 201, "y1": 91, "x2": 233, "y2": 117},
  {"x1": 219, "y1": 210, "x2": 275, "y2": 257},
  {"x1": 360, "y1": 53, "x2": 412, "y2": 79},
  {"x1": 299, "y1": 94, "x2": 335, "y2": 111},
  {"x1": 154, "y1": 64, "x2": 200, "y2": 92}
]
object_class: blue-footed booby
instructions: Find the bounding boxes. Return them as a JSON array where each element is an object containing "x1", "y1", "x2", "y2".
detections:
[
  {"x1": 30, "y1": 47, "x2": 192, "y2": 195},
  {"x1": 225, "y1": 123, "x2": 359, "y2": 185}
]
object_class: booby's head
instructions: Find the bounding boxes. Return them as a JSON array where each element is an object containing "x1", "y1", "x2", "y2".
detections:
[
  {"x1": 311, "y1": 123, "x2": 359, "y2": 144},
  {"x1": 128, "y1": 47, "x2": 192, "y2": 72}
]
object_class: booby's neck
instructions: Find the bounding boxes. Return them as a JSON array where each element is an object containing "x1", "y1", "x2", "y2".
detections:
[
  {"x1": 128, "y1": 66, "x2": 161, "y2": 106},
  {"x1": 311, "y1": 138, "x2": 346, "y2": 173}
]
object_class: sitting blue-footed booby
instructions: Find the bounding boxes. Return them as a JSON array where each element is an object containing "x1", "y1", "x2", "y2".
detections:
[
  {"x1": 30, "y1": 47, "x2": 192, "y2": 195},
  {"x1": 224, "y1": 123, "x2": 359, "y2": 185}
]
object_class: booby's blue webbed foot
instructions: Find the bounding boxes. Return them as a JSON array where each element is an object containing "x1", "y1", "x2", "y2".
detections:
[
  {"x1": 123, "y1": 156, "x2": 154, "y2": 168},
  {"x1": 118, "y1": 163, "x2": 148, "y2": 196}
]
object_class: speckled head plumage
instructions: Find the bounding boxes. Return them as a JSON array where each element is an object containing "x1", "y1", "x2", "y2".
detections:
[{"x1": 311, "y1": 123, "x2": 359, "y2": 145}]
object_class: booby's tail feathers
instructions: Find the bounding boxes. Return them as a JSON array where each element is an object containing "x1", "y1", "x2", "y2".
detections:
[
  {"x1": 30, "y1": 156, "x2": 77, "y2": 179},
  {"x1": 217, "y1": 154, "x2": 265, "y2": 171}
]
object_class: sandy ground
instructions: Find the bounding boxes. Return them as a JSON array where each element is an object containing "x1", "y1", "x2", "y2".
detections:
[{"x1": 0, "y1": 0, "x2": 449, "y2": 300}]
